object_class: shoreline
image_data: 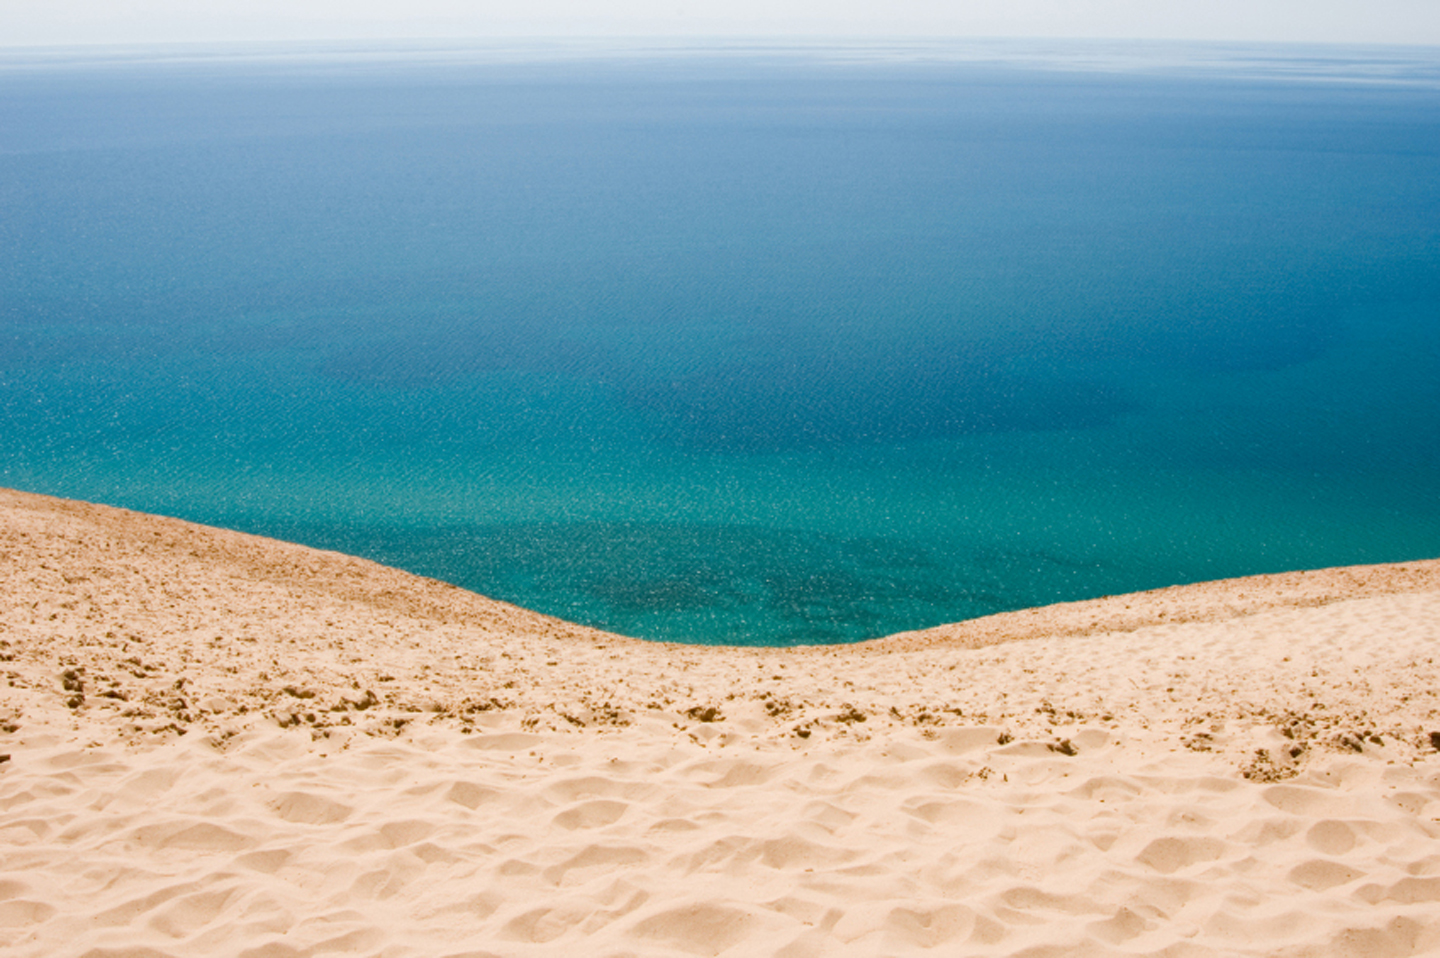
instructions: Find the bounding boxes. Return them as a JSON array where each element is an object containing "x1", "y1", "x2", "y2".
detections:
[
  {"x1": 871, "y1": 556, "x2": 1440, "y2": 652},
  {"x1": 7, "y1": 484, "x2": 1440, "y2": 653},
  {"x1": 4, "y1": 484, "x2": 1440, "y2": 956}
]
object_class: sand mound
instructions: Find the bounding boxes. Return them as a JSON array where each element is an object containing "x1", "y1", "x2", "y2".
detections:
[{"x1": 3, "y1": 486, "x2": 1440, "y2": 956}]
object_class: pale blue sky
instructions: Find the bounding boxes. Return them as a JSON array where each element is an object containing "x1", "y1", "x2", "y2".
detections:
[{"x1": 2, "y1": 0, "x2": 1437, "y2": 47}]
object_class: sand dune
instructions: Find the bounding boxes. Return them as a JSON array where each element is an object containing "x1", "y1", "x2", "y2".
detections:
[{"x1": 3, "y1": 486, "x2": 1440, "y2": 957}]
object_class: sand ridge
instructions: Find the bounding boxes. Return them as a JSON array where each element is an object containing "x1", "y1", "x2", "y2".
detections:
[{"x1": 4, "y1": 486, "x2": 1440, "y2": 956}]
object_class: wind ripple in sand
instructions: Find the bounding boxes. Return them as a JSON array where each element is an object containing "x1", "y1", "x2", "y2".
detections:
[{"x1": 5, "y1": 730, "x2": 1440, "y2": 956}]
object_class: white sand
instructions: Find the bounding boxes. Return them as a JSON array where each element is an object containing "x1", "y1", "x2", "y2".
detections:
[{"x1": 3, "y1": 486, "x2": 1440, "y2": 957}]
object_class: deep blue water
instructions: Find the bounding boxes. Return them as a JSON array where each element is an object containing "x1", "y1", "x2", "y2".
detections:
[{"x1": 3, "y1": 41, "x2": 1438, "y2": 645}]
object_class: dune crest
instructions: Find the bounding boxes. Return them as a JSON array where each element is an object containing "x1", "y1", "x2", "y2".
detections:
[{"x1": 3, "y1": 486, "x2": 1440, "y2": 957}]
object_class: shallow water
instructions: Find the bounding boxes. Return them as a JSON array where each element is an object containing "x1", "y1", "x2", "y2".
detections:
[{"x1": 3, "y1": 40, "x2": 1438, "y2": 644}]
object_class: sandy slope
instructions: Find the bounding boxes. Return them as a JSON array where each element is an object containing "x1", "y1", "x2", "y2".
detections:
[{"x1": 3, "y1": 485, "x2": 1440, "y2": 957}]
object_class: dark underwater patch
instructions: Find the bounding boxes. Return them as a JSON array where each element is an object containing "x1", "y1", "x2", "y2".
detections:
[{"x1": 236, "y1": 518, "x2": 1121, "y2": 645}]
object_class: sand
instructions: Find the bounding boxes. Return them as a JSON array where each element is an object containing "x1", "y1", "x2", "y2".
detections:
[{"x1": 3, "y1": 485, "x2": 1440, "y2": 957}]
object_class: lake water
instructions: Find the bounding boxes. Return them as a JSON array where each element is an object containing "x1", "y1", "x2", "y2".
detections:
[{"x1": 3, "y1": 40, "x2": 1438, "y2": 644}]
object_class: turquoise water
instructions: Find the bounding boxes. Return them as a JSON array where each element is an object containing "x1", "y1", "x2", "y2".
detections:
[{"x1": 3, "y1": 41, "x2": 1438, "y2": 644}]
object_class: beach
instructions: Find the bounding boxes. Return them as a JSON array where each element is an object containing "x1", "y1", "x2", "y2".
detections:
[{"x1": 4, "y1": 484, "x2": 1440, "y2": 956}]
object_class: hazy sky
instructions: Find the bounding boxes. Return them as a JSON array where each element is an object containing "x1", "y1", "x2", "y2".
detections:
[{"x1": 1, "y1": 0, "x2": 1437, "y2": 47}]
